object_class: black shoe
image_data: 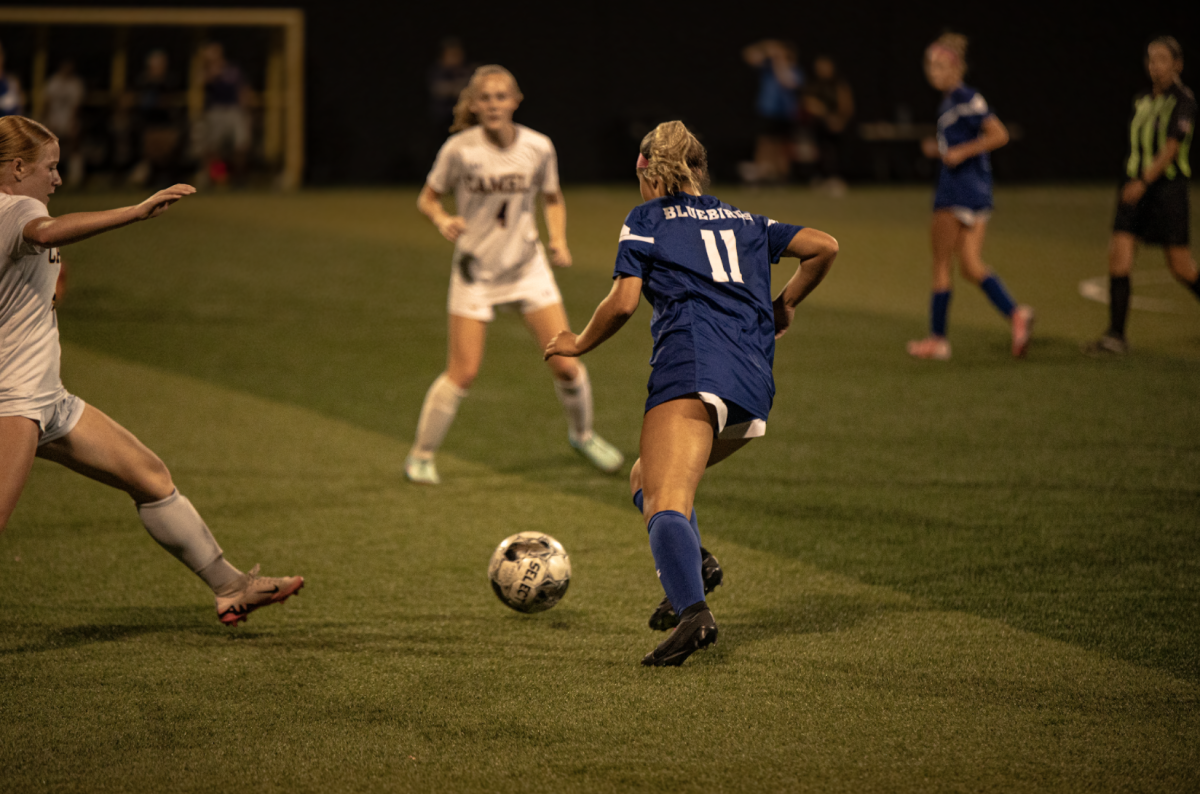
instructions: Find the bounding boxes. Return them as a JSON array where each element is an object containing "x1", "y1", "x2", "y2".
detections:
[
  {"x1": 1082, "y1": 334, "x2": 1128, "y2": 357},
  {"x1": 641, "y1": 603, "x2": 718, "y2": 667},
  {"x1": 648, "y1": 547, "x2": 723, "y2": 632}
]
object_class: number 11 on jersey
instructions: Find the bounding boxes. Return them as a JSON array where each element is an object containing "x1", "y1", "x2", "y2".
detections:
[{"x1": 700, "y1": 229, "x2": 743, "y2": 283}]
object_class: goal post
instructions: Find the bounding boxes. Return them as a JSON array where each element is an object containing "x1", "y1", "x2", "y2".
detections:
[{"x1": 0, "y1": 6, "x2": 305, "y2": 188}]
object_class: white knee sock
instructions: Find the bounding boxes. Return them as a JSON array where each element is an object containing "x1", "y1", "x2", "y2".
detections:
[
  {"x1": 411, "y1": 374, "x2": 468, "y2": 459},
  {"x1": 554, "y1": 363, "x2": 593, "y2": 443},
  {"x1": 138, "y1": 490, "x2": 242, "y2": 594}
]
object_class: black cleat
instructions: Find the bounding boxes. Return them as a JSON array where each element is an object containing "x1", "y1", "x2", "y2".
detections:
[
  {"x1": 648, "y1": 547, "x2": 723, "y2": 631},
  {"x1": 641, "y1": 604, "x2": 718, "y2": 667}
]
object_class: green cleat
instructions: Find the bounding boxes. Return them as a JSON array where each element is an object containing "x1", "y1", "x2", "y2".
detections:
[
  {"x1": 405, "y1": 455, "x2": 441, "y2": 485},
  {"x1": 570, "y1": 433, "x2": 624, "y2": 474}
]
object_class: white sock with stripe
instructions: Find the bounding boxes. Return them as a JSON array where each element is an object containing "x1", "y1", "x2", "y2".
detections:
[
  {"x1": 554, "y1": 363, "x2": 593, "y2": 443},
  {"x1": 410, "y1": 373, "x2": 468, "y2": 460}
]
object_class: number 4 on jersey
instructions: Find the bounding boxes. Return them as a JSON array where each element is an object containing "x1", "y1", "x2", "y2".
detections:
[
  {"x1": 700, "y1": 229, "x2": 743, "y2": 283},
  {"x1": 496, "y1": 201, "x2": 508, "y2": 228}
]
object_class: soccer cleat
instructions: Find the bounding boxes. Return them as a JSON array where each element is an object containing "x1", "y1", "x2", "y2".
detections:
[
  {"x1": 1011, "y1": 305, "x2": 1035, "y2": 358},
  {"x1": 216, "y1": 564, "x2": 304, "y2": 626},
  {"x1": 405, "y1": 454, "x2": 441, "y2": 485},
  {"x1": 570, "y1": 433, "x2": 625, "y2": 474},
  {"x1": 1082, "y1": 334, "x2": 1128, "y2": 357},
  {"x1": 649, "y1": 547, "x2": 723, "y2": 631},
  {"x1": 906, "y1": 336, "x2": 952, "y2": 361},
  {"x1": 641, "y1": 605, "x2": 718, "y2": 667}
]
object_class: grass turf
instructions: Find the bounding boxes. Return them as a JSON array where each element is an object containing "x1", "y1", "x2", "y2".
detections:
[{"x1": 1, "y1": 185, "x2": 1197, "y2": 791}]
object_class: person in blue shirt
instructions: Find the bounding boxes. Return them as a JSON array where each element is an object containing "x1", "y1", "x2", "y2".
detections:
[
  {"x1": 909, "y1": 32, "x2": 1033, "y2": 361},
  {"x1": 544, "y1": 121, "x2": 838, "y2": 666}
]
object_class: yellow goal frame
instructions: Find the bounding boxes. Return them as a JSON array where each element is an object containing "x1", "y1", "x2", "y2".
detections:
[{"x1": 0, "y1": 6, "x2": 305, "y2": 188}]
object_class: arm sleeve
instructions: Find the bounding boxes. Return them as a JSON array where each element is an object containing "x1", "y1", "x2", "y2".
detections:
[
  {"x1": 765, "y1": 219, "x2": 805, "y2": 264},
  {"x1": 613, "y1": 209, "x2": 655, "y2": 280},
  {"x1": 425, "y1": 139, "x2": 458, "y2": 194},
  {"x1": 1, "y1": 197, "x2": 50, "y2": 263},
  {"x1": 1168, "y1": 94, "x2": 1196, "y2": 141},
  {"x1": 540, "y1": 140, "x2": 561, "y2": 194}
]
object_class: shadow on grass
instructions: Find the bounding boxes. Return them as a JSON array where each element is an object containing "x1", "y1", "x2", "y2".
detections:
[{"x1": 0, "y1": 608, "x2": 267, "y2": 655}]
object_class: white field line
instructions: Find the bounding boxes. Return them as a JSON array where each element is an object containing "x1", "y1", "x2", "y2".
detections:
[{"x1": 1078, "y1": 271, "x2": 1186, "y2": 314}]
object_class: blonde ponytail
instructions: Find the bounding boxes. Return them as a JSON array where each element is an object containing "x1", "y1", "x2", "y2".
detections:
[
  {"x1": 449, "y1": 65, "x2": 523, "y2": 133},
  {"x1": 638, "y1": 121, "x2": 708, "y2": 195},
  {"x1": 0, "y1": 116, "x2": 57, "y2": 165}
]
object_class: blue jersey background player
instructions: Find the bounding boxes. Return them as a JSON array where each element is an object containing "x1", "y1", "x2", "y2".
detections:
[
  {"x1": 544, "y1": 121, "x2": 839, "y2": 667},
  {"x1": 909, "y1": 32, "x2": 1034, "y2": 361}
]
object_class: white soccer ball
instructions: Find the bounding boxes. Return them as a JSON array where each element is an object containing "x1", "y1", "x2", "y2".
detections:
[{"x1": 488, "y1": 532, "x2": 571, "y2": 613}]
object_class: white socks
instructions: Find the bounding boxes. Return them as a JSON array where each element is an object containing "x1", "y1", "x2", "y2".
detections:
[
  {"x1": 138, "y1": 490, "x2": 242, "y2": 595},
  {"x1": 554, "y1": 363, "x2": 594, "y2": 443},
  {"x1": 411, "y1": 373, "x2": 468, "y2": 460}
]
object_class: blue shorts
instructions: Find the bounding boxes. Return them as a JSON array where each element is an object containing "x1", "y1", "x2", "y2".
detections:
[
  {"x1": 934, "y1": 168, "x2": 993, "y2": 213},
  {"x1": 644, "y1": 330, "x2": 772, "y2": 424}
]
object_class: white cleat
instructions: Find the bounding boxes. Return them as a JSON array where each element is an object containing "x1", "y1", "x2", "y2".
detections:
[
  {"x1": 405, "y1": 454, "x2": 441, "y2": 485},
  {"x1": 216, "y1": 564, "x2": 304, "y2": 626},
  {"x1": 570, "y1": 433, "x2": 625, "y2": 474}
]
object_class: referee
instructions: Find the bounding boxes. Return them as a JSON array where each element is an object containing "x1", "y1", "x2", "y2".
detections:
[{"x1": 1086, "y1": 36, "x2": 1200, "y2": 356}]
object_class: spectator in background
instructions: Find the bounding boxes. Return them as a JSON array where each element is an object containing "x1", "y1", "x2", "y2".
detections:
[
  {"x1": 193, "y1": 42, "x2": 255, "y2": 186},
  {"x1": 0, "y1": 41, "x2": 23, "y2": 117},
  {"x1": 42, "y1": 60, "x2": 85, "y2": 187},
  {"x1": 802, "y1": 55, "x2": 855, "y2": 196},
  {"x1": 429, "y1": 37, "x2": 472, "y2": 136},
  {"x1": 741, "y1": 40, "x2": 803, "y2": 183},
  {"x1": 128, "y1": 49, "x2": 184, "y2": 187}
]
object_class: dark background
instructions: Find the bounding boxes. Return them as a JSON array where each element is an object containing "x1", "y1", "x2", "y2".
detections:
[{"x1": 5, "y1": 0, "x2": 1199, "y2": 184}]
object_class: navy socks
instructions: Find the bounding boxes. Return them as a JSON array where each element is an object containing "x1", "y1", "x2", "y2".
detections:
[
  {"x1": 646, "y1": 510, "x2": 706, "y2": 616},
  {"x1": 930, "y1": 291, "x2": 951, "y2": 337},
  {"x1": 980, "y1": 275, "x2": 1017, "y2": 317},
  {"x1": 633, "y1": 488, "x2": 698, "y2": 543}
]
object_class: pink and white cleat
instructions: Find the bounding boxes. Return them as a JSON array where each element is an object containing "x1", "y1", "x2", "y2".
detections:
[
  {"x1": 216, "y1": 564, "x2": 304, "y2": 626},
  {"x1": 1011, "y1": 305, "x2": 1035, "y2": 358},
  {"x1": 906, "y1": 336, "x2": 952, "y2": 361}
]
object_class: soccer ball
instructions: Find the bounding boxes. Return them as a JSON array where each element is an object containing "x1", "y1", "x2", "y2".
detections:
[{"x1": 488, "y1": 532, "x2": 571, "y2": 613}]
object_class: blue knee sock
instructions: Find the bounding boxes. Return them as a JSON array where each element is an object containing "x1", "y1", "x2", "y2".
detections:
[
  {"x1": 633, "y1": 489, "x2": 699, "y2": 543},
  {"x1": 931, "y1": 291, "x2": 951, "y2": 337},
  {"x1": 980, "y1": 275, "x2": 1016, "y2": 317},
  {"x1": 646, "y1": 510, "x2": 705, "y2": 615}
]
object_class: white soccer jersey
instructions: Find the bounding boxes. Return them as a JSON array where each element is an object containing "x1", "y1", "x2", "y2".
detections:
[
  {"x1": 0, "y1": 193, "x2": 66, "y2": 413},
  {"x1": 426, "y1": 124, "x2": 560, "y2": 281}
]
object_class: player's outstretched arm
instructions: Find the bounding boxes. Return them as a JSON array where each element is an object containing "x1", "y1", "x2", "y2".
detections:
[
  {"x1": 774, "y1": 228, "x2": 839, "y2": 339},
  {"x1": 417, "y1": 183, "x2": 466, "y2": 242},
  {"x1": 544, "y1": 275, "x2": 641, "y2": 359},
  {"x1": 543, "y1": 191, "x2": 572, "y2": 267},
  {"x1": 22, "y1": 184, "x2": 195, "y2": 248}
]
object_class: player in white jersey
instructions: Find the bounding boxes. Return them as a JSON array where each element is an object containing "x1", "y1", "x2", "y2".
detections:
[
  {"x1": 405, "y1": 65, "x2": 623, "y2": 484},
  {"x1": 0, "y1": 116, "x2": 302, "y2": 625}
]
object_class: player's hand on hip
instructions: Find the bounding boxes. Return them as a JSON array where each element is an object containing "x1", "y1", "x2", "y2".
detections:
[
  {"x1": 135, "y1": 184, "x2": 196, "y2": 220},
  {"x1": 549, "y1": 242, "x2": 573, "y2": 268},
  {"x1": 544, "y1": 330, "x2": 580, "y2": 360},
  {"x1": 941, "y1": 146, "x2": 968, "y2": 168},
  {"x1": 773, "y1": 296, "x2": 795, "y2": 340},
  {"x1": 438, "y1": 216, "x2": 467, "y2": 242},
  {"x1": 1120, "y1": 180, "x2": 1146, "y2": 206}
]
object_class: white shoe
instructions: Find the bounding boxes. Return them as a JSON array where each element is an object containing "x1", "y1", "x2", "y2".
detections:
[
  {"x1": 405, "y1": 455, "x2": 441, "y2": 485},
  {"x1": 215, "y1": 565, "x2": 304, "y2": 626},
  {"x1": 570, "y1": 434, "x2": 624, "y2": 474}
]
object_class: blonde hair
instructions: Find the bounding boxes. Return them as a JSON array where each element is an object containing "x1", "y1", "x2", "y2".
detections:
[
  {"x1": 929, "y1": 32, "x2": 968, "y2": 69},
  {"x1": 638, "y1": 121, "x2": 708, "y2": 195},
  {"x1": 450, "y1": 65, "x2": 523, "y2": 133},
  {"x1": 0, "y1": 115, "x2": 57, "y2": 165}
]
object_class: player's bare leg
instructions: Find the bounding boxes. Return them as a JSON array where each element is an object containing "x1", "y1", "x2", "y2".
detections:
[
  {"x1": 0, "y1": 416, "x2": 40, "y2": 533},
  {"x1": 526, "y1": 302, "x2": 624, "y2": 474},
  {"x1": 37, "y1": 404, "x2": 302, "y2": 624},
  {"x1": 638, "y1": 397, "x2": 720, "y2": 666},
  {"x1": 1086, "y1": 232, "x2": 1137, "y2": 355},
  {"x1": 407, "y1": 314, "x2": 487, "y2": 484},
  {"x1": 957, "y1": 217, "x2": 1034, "y2": 356},
  {"x1": 908, "y1": 211, "x2": 959, "y2": 360}
]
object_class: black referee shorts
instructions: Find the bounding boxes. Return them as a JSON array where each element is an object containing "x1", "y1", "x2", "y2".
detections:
[{"x1": 1113, "y1": 177, "x2": 1190, "y2": 246}]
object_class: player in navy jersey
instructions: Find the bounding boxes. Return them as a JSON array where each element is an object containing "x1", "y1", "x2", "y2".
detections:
[
  {"x1": 909, "y1": 33, "x2": 1033, "y2": 361},
  {"x1": 544, "y1": 121, "x2": 838, "y2": 666},
  {"x1": 1085, "y1": 36, "x2": 1200, "y2": 356}
]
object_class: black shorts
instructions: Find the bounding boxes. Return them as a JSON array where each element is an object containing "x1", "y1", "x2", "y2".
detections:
[{"x1": 1112, "y1": 177, "x2": 1190, "y2": 246}]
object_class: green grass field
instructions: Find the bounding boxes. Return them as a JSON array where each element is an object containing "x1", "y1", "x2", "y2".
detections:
[{"x1": 1, "y1": 185, "x2": 1198, "y2": 792}]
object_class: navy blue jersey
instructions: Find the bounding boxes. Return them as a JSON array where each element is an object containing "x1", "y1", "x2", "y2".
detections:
[
  {"x1": 934, "y1": 84, "x2": 995, "y2": 211},
  {"x1": 612, "y1": 193, "x2": 803, "y2": 420}
]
